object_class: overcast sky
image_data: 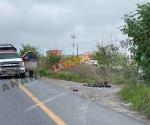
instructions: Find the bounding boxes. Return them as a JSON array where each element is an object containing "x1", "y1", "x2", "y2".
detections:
[{"x1": 0, "y1": 0, "x2": 145, "y2": 54}]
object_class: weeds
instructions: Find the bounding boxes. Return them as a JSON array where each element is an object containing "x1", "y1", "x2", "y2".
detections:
[
  {"x1": 112, "y1": 78, "x2": 129, "y2": 84},
  {"x1": 36, "y1": 68, "x2": 95, "y2": 83},
  {"x1": 119, "y1": 84, "x2": 150, "y2": 118}
]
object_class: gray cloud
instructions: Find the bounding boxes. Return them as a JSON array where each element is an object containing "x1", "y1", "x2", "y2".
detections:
[{"x1": 0, "y1": 0, "x2": 144, "y2": 54}]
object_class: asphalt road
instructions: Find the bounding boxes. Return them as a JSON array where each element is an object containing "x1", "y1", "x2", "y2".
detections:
[{"x1": 0, "y1": 77, "x2": 146, "y2": 125}]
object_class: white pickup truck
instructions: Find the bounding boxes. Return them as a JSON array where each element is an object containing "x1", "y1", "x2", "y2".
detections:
[{"x1": 0, "y1": 44, "x2": 25, "y2": 77}]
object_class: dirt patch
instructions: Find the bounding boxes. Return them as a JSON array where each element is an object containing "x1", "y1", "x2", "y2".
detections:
[{"x1": 43, "y1": 77, "x2": 149, "y2": 125}]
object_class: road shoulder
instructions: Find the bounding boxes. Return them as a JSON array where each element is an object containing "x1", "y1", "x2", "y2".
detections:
[{"x1": 42, "y1": 77, "x2": 150, "y2": 125}]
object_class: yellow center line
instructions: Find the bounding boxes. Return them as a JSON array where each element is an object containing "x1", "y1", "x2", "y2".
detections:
[{"x1": 19, "y1": 85, "x2": 67, "y2": 125}]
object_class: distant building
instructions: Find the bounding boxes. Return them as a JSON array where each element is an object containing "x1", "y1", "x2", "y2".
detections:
[{"x1": 46, "y1": 50, "x2": 62, "y2": 56}]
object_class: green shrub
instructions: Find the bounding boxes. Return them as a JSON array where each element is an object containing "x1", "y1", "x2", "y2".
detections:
[
  {"x1": 119, "y1": 85, "x2": 150, "y2": 118},
  {"x1": 35, "y1": 68, "x2": 95, "y2": 83},
  {"x1": 112, "y1": 79, "x2": 129, "y2": 84},
  {"x1": 52, "y1": 72, "x2": 80, "y2": 81},
  {"x1": 36, "y1": 68, "x2": 52, "y2": 77},
  {"x1": 52, "y1": 72, "x2": 96, "y2": 83}
]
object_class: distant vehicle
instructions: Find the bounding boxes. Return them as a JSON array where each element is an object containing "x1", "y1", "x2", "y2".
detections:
[
  {"x1": 0, "y1": 44, "x2": 25, "y2": 77},
  {"x1": 85, "y1": 59, "x2": 98, "y2": 66},
  {"x1": 22, "y1": 51, "x2": 37, "y2": 77}
]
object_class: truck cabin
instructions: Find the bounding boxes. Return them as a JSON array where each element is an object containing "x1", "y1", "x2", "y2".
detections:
[
  {"x1": 0, "y1": 44, "x2": 25, "y2": 77},
  {"x1": 0, "y1": 44, "x2": 17, "y2": 52}
]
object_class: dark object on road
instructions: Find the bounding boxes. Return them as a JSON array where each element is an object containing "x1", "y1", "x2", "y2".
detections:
[
  {"x1": 83, "y1": 81, "x2": 111, "y2": 88},
  {"x1": 73, "y1": 88, "x2": 79, "y2": 92}
]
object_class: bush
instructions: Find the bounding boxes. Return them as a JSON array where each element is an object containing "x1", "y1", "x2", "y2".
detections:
[
  {"x1": 121, "y1": 2, "x2": 150, "y2": 82},
  {"x1": 119, "y1": 85, "x2": 150, "y2": 118},
  {"x1": 112, "y1": 78, "x2": 129, "y2": 84},
  {"x1": 35, "y1": 68, "x2": 95, "y2": 83},
  {"x1": 36, "y1": 68, "x2": 52, "y2": 77},
  {"x1": 50, "y1": 71, "x2": 95, "y2": 83},
  {"x1": 46, "y1": 54, "x2": 61, "y2": 67},
  {"x1": 52, "y1": 72, "x2": 80, "y2": 81}
]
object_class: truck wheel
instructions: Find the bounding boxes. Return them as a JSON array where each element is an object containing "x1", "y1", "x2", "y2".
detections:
[
  {"x1": 20, "y1": 73, "x2": 25, "y2": 78},
  {"x1": 15, "y1": 74, "x2": 19, "y2": 78},
  {"x1": 29, "y1": 71, "x2": 33, "y2": 77}
]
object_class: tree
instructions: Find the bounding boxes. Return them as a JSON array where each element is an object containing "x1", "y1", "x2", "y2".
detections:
[
  {"x1": 19, "y1": 44, "x2": 42, "y2": 60},
  {"x1": 46, "y1": 54, "x2": 61, "y2": 66},
  {"x1": 94, "y1": 44, "x2": 120, "y2": 69},
  {"x1": 121, "y1": 2, "x2": 150, "y2": 81},
  {"x1": 93, "y1": 44, "x2": 126, "y2": 82}
]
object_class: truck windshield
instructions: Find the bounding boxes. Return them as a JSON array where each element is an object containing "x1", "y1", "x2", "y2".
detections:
[{"x1": 0, "y1": 53, "x2": 20, "y2": 59}]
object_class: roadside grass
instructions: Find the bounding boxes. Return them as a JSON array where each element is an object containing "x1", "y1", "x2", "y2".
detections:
[
  {"x1": 36, "y1": 68, "x2": 95, "y2": 83},
  {"x1": 112, "y1": 78, "x2": 129, "y2": 85},
  {"x1": 119, "y1": 84, "x2": 150, "y2": 118},
  {"x1": 111, "y1": 69, "x2": 150, "y2": 119}
]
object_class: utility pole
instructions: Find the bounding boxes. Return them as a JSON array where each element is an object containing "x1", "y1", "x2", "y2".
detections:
[
  {"x1": 101, "y1": 33, "x2": 104, "y2": 47},
  {"x1": 77, "y1": 44, "x2": 79, "y2": 56},
  {"x1": 71, "y1": 33, "x2": 76, "y2": 56},
  {"x1": 110, "y1": 32, "x2": 113, "y2": 44}
]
